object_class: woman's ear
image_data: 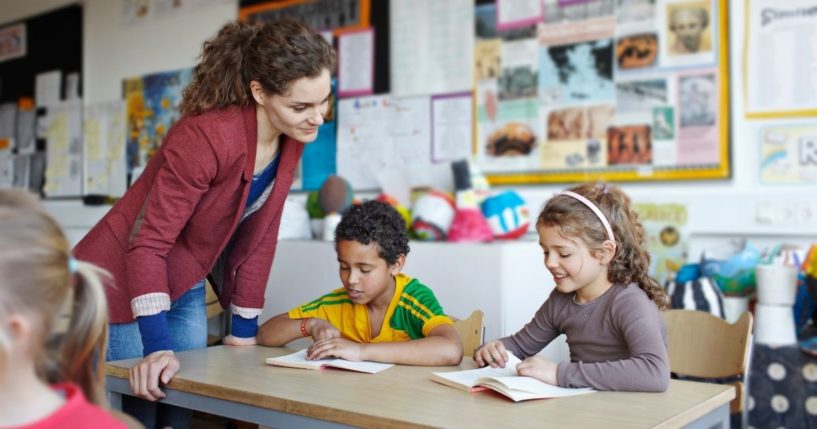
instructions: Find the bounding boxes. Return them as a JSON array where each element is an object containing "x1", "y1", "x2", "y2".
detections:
[
  {"x1": 249, "y1": 80, "x2": 265, "y2": 105},
  {"x1": 389, "y1": 254, "x2": 406, "y2": 276}
]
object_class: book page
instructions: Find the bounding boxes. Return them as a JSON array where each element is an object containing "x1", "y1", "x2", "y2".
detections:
[
  {"x1": 487, "y1": 376, "x2": 594, "y2": 398},
  {"x1": 432, "y1": 354, "x2": 522, "y2": 388},
  {"x1": 327, "y1": 359, "x2": 394, "y2": 374},
  {"x1": 265, "y1": 349, "x2": 324, "y2": 370},
  {"x1": 266, "y1": 349, "x2": 394, "y2": 374}
]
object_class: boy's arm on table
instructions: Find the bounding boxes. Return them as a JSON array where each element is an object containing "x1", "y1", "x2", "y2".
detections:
[
  {"x1": 256, "y1": 313, "x2": 340, "y2": 346},
  {"x1": 366, "y1": 324, "x2": 463, "y2": 366},
  {"x1": 307, "y1": 324, "x2": 463, "y2": 366}
]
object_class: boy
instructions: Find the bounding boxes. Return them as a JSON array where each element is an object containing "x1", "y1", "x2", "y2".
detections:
[{"x1": 257, "y1": 200, "x2": 463, "y2": 365}]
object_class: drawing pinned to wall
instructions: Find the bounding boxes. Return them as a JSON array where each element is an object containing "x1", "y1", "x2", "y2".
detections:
[
  {"x1": 633, "y1": 202, "x2": 689, "y2": 286},
  {"x1": 616, "y1": 0, "x2": 656, "y2": 24},
  {"x1": 657, "y1": 0, "x2": 716, "y2": 67},
  {"x1": 615, "y1": 33, "x2": 658, "y2": 69},
  {"x1": 537, "y1": 0, "x2": 615, "y2": 46},
  {"x1": 84, "y1": 101, "x2": 127, "y2": 197},
  {"x1": 539, "y1": 39, "x2": 615, "y2": 104},
  {"x1": 0, "y1": 23, "x2": 26, "y2": 63},
  {"x1": 615, "y1": 78, "x2": 668, "y2": 113},
  {"x1": 43, "y1": 100, "x2": 83, "y2": 198},
  {"x1": 607, "y1": 124, "x2": 652, "y2": 165},
  {"x1": 123, "y1": 67, "x2": 192, "y2": 179},
  {"x1": 759, "y1": 125, "x2": 817, "y2": 185}
]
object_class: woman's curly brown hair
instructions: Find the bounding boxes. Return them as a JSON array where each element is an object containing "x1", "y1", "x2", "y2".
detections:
[
  {"x1": 180, "y1": 19, "x2": 336, "y2": 115},
  {"x1": 537, "y1": 182, "x2": 669, "y2": 310}
]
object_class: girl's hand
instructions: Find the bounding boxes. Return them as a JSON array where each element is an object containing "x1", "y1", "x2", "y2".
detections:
[
  {"x1": 307, "y1": 318, "x2": 341, "y2": 341},
  {"x1": 306, "y1": 337, "x2": 364, "y2": 361},
  {"x1": 223, "y1": 334, "x2": 257, "y2": 346},
  {"x1": 517, "y1": 355, "x2": 559, "y2": 385},
  {"x1": 129, "y1": 350, "x2": 180, "y2": 401},
  {"x1": 474, "y1": 340, "x2": 509, "y2": 368}
]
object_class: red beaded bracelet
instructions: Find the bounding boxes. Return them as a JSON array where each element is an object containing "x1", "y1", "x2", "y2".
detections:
[{"x1": 300, "y1": 318, "x2": 310, "y2": 337}]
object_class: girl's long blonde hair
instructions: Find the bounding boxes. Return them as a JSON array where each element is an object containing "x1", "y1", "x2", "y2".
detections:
[{"x1": 0, "y1": 190, "x2": 111, "y2": 405}]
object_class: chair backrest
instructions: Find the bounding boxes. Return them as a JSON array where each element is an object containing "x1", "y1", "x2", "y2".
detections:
[
  {"x1": 453, "y1": 310, "x2": 485, "y2": 358},
  {"x1": 662, "y1": 309, "x2": 753, "y2": 414},
  {"x1": 205, "y1": 281, "x2": 223, "y2": 319}
]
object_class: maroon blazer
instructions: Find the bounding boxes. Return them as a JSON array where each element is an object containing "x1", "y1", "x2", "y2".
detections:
[{"x1": 74, "y1": 105, "x2": 303, "y2": 323}]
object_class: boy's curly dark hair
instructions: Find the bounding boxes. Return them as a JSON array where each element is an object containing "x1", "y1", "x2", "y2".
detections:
[{"x1": 334, "y1": 200, "x2": 410, "y2": 265}]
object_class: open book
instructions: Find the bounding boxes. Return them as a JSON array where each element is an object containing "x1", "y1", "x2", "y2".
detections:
[
  {"x1": 265, "y1": 349, "x2": 394, "y2": 374},
  {"x1": 431, "y1": 354, "x2": 594, "y2": 402}
]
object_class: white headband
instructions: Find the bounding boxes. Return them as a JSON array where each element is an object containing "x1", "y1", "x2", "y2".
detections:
[{"x1": 557, "y1": 191, "x2": 615, "y2": 243}]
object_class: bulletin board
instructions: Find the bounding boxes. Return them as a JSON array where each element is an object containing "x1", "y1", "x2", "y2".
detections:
[{"x1": 474, "y1": 0, "x2": 731, "y2": 185}]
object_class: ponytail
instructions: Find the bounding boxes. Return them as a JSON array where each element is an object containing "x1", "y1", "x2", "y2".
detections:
[{"x1": 60, "y1": 261, "x2": 110, "y2": 406}]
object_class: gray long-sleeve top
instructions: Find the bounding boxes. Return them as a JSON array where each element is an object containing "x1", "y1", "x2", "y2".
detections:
[{"x1": 499, "y1": 283, "x2": 670, "y2": 392}]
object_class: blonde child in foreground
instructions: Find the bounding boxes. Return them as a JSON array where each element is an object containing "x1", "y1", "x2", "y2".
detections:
[
  {"x1": 475, "y1": 182, "x2": 670, "y2": 392},
  {"x1": 257, "y1": 200, "x2": 462, "y2": 365},
  {"x1": 0, "y1": 189, "x2": 133, "y2": 428}
]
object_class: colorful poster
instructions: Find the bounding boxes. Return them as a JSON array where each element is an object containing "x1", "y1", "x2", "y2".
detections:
[
  {"x1": 759, "y1": 125, "x2": 817, "y2": 185},
  {"x1": 123, "y1": 68, "x2": 192, "y2": 178},
  {"x1": 633, "y1": 202, "x2": 689, "y2": 286}
]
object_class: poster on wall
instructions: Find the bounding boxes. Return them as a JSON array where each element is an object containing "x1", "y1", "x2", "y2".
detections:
[
  {"x1": 239, "y1": 0, "x2": 370, "y2": 34},
  {"x1": 84, "y1": 100, "x2": 127, "y2": 197},
  {"x1": 123, "y1": 67, "x2": 192, "y2": 180},
  {"x1": 43, "y1": 100, "x2": 83, "y2": 198},
  {"x1": 633, "y1": 202, "x2": 689, "y2": 286},
  {"x1": 759, "y1": 125, "x2": 817, "y2": 185},
  {"x1": 744, "y1": 0, "x2": 817, "y2": 118},
  {"x1": 473, "y1": 0, "x2": 730, "y2": 185},
  {"x1": 0, "y1": 23, "x2": 26, "y2": 63}
]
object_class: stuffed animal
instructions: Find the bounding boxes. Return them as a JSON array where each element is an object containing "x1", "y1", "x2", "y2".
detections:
[
  {"x1": 481, "y1": 190, "x2": 530, "y2": 240},
  {"x1": 411, "y1": 191, "x2": 455, "y2": 241}
]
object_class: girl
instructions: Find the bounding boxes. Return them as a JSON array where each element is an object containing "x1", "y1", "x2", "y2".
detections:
[
  {"x1": 0, "y1": 189, "x2": 127, "y2": 428},
  {"x1": 73, "y1": 18, "x2": 335, "y2": 428},
  {"x1": 475, "y1": 182, "x2": 670, "y2": 392}
]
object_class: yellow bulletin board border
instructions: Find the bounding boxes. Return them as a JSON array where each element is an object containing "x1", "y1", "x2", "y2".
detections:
[
  {"x1": 742, "y1": 0, "x2": 817, "y2": 119},
  {"x1": 484, "y1": 0, "x2": 731, "y2": 186},
  {"x1": 239, "y1": 0, "x2": 371, "y2": 35}
]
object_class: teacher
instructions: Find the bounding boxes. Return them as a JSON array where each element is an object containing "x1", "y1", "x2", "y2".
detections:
[{"x1": 74, "y1": 18, "x2": 335, "y2": 428}]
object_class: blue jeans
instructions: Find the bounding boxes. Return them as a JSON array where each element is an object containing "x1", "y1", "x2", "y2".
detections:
[{"x1": 108, "y1": 281, "x2": 207, "y2": 429}]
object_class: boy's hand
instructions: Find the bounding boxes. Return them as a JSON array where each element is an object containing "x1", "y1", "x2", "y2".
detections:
[
  {"x1": 306, "y1": 337, "x2": 364, "y2": 361},
  {"x1": 474, "y1": 340, "x2": 509, "y2": 368},
  {"x1": 307, "y1": 318, "x2": 341, "y2": 341},
  {"x1": 517, "y1": 355, "x2": 559, "y2": 385}
]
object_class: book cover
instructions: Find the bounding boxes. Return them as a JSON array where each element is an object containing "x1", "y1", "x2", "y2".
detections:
[
  {"x1": 265, "y1": 349, "x2": 394, "y2": 374},
  {"x1": 431, "y1": 354, "x2": 594, "y2": 402}
]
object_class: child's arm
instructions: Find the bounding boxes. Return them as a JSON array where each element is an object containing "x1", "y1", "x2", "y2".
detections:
[
  {"x1": 306, "y1": 324, "x2": 463, "y2": 365},
  {"x1": 256, "y1": 313, "x2": 340, "y2": 346}
]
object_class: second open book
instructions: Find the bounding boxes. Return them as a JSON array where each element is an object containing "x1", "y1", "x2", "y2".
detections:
[
  {"x1": 431, "y1": 354, "x2": 594, "y2": 402},
  {"x1": 265, "y1": 349, "x2": 394, "y2": 374}
]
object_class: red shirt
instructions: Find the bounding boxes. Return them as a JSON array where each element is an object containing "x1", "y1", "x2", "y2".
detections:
[
  {"x1": 73, "y1": 105, "x2": 304, "y2": 323},
  {"x1": 9, "y1": 384, "x2": 126, "y2": 429}
]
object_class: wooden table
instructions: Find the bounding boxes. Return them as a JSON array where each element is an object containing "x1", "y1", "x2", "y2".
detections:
[{"x1": 105, "y1": 346, "x2": 734, "y2": 429}]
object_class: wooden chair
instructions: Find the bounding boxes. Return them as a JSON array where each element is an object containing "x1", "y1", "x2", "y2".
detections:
[
  {"x1": 453, "y1": 310, "x2": 485, "y2": 358},
  {"x1": 662, "y1": 309, "x2": 753, "y2": 427}
]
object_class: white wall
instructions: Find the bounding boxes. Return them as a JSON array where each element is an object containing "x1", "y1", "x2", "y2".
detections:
[{"x1": 3, "y1": 0, "x2": 817, "y2": 252}]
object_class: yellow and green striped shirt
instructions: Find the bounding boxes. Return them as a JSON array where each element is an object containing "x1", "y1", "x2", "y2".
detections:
[{"x1": 288, "y1": 273, "x2": 453, "y2": 343}]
